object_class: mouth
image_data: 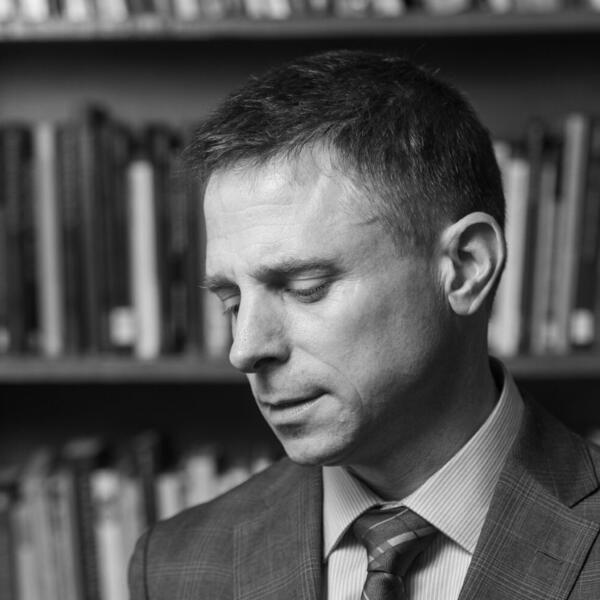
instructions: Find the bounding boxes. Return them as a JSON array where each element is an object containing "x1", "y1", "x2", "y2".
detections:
[{"x1": 260, "y1": 394, "x2": 324, "y2": 423}]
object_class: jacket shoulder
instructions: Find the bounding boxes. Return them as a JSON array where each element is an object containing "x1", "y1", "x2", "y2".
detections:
[
  {"x1": 153, "y1": 456, "x2": 306, "y2": 542},
  {"x1": 129, "y1": 457, "x2": 318, "y2": 599}
]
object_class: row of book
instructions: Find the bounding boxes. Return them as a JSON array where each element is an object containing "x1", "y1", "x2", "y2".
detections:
[
  {"x1": 0, "y1": 0, "x2": 598, "y2": 25},
  {"x1": 0, "y1": 434, "x2": 276, "y2": 600},
  {"x1": 2, "y1": 106, "x2": 599, "y2": 360},
  {"x1": 0, "y1": 108, "x2": 233, "y2": 359},
  {"x1": 488, "y1": 113, "x2": 600, "y2": 357}
]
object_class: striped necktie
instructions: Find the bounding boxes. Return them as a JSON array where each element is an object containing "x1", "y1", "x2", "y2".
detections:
[{"x1": 352, "y1": 506, "x2": 437, "y2": 600}]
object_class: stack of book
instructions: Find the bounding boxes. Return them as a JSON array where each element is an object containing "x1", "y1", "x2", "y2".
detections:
[
  {"x1": 0, "y1": 106, "x2": 231, "y2": 360},
  {"x1": 0, "y1": 434, "x2": 275, "y2": 600},
  {"x1": 489, "y1": 113, "x2": 600, "y2": 357},
  {"x1": 0, "y1": 0, "x2": 593, "y2": 27}
]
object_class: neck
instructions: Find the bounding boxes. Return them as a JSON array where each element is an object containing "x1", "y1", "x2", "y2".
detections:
[{"x1": 348, "y1": 355, "x2": 499, "y2": 501}]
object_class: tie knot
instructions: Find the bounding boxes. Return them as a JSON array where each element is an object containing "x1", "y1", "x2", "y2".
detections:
[{"x1": 352, "y1": 506, "x2": 437, "y2": 578}]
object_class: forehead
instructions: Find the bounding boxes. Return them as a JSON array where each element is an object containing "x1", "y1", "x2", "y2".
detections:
[
  {"x1": 205, "y1": 151, "x2": 369, "y2": 225},
  {"x1": 203, "y1": 152, "x2": 384, "y2": 269}
]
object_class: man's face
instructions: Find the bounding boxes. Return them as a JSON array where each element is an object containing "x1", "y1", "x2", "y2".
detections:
[{"x1": 204, "y1": 152, "x2": 451, "y2": 469}]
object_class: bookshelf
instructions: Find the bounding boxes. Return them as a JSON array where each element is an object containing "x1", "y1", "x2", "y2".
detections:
[
  {"x1": 0, "y1": 4, "x2": 598, "y2": 439},
  {"x1": 1, "y1": 11, "x2": 600, "y2": 598},
  {"x1": 1, "y1": 10, "x2": 600, "y2": 41}
]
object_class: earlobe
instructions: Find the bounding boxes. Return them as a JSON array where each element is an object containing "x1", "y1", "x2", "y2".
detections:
[{"x1": 439, "y1": 212, "x2": 506, "y2": 316}]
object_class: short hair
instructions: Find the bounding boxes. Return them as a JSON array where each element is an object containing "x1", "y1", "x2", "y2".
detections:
[{"x1": 186, "y1": 49, "x2": 505, "y2": 251}]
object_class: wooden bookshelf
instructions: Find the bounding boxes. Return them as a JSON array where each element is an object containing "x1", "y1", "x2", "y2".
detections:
[{"x1": 1, "y1": 9, "x2": 600, "y2": 42}]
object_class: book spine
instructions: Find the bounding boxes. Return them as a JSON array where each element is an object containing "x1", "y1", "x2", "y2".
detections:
[
  {"x1": 0, "y1": 133, "x2": 9, "y2": 354},
  {"x1": 519, "y1": 119, "x2": 545, "y2": 354},
  {"x1": 552, "y1": 113, "x2": 591, "y2": 353},
  {"x1": 146, "y1": 126, "x2": 176, "y2": 354},
  {"x1": 91, "y1": 470, "x2": 129, "y2": 600},
  {"x1": 78, "y1": 108, "x2": 106, "y2": 354},
  {"x1": 56, "y1": 123, "x2": 86, "y2": 354},
  {"x1": 131, "y1": 432, "x2": 160, "y2": 527},
  {"x1": 127, "y1": 153, "x2": 161, "y2": 359},
  {"x1": 0, "y1": 486, "x2": 17, "y2": 600},
  {"x1": 166, "y1": 137, "x2": 189, "y2": 353},
  {"x1": 2, "y1": 126, "x2": 35, "y2": 354},
  {"x1": 490, "y1": 149, "x2": 530, "y2": 357},
  {"x1": 63, "y1": 439, "x2": 103, "y2": 600},
  {"x1": 33, "y1": 121, "x2": 65, "y2": 358},
  {"x1": 571, "y1": 120, "x2": 600, "y2": 349},
  {"x1": 104, "y1": 124, "x2": 135, "y2": 352},
  {"x1": 184, "y1": 137, "x2": 204, "y2": 353},
  {"x1": 529, "y1": 141, "x2": 560, "y2": 355}
]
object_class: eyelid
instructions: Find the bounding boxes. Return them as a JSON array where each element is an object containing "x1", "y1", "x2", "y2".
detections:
[{"x1": 286, "y1": 276, "x2": 329, "y2": 290}]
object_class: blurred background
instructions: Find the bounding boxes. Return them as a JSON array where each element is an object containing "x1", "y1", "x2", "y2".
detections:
[{"x1": 1, "y1": 1, "x2": 600, "y2": 599}]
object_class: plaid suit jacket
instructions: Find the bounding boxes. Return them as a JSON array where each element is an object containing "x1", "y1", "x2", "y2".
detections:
[{"x1": 129, "y1": 400, "x2": 600, "y2": 599}]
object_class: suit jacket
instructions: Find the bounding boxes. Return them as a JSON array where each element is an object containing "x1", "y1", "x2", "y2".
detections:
[{"x1": 129, "y1": 400, "x2": 600, "y2": 599}]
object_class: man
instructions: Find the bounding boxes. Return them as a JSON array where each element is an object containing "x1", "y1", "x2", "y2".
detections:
[{"x1": 129, "y1": 50, "x2": 600, "y2": 599}]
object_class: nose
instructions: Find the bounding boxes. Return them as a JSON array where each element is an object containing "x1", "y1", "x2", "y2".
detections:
[{"x1": 229, "y1": 292, "x2": 289, "y2": 373}]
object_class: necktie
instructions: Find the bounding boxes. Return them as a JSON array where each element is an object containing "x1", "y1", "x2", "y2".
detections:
[{"x1": 352, "y1": 506, "x2": 437, "y2": 600}]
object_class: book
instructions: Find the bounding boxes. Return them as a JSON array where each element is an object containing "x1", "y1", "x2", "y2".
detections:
[
  {"x1": 127, "y1": 145, "x2": 162, "y2": 360},
  {"x1": 513, "y1": 0, "x2": 563, "y2": 10},
  {"x1": 419, "y1": 0, "x2": 471, "y2": 14},
  {"x1": 0, "y1": 125, "x2": 38, "y2": 354},
  {"x1": 529, "y1": 139, "x2": 560, "y2": 355},
  {"x1": 165, "y1": 136, "x2": 191, "y2": 353},
  {"x1": 95, "y1": 0, "x2": 129, "y2": 21},
  {"x1": 172, "y1": 0, "x2": 202, "y2": 19},
  {"x1": 519, "y1": 119, "x2": 545, "y2": 354},
  {"x1": 56, "y1": 122, "x2": 86, "y2": 354},
  {"x1": 483, "y1": 0, "x2": 512, "y2": 13},
  {"x1": 91, "y1": 469, "x2": 129, "y2": 600},
  {"x1": 551, "y1": 113, "x2": 591, "y2": 353},
  {"x1": 572, "y1": 119, "x2": 600, "y2": 349},
  {"x1": 46, "y1": 464, "x2": 83, "y2": 600},
  {"x1": 182, "y1": 445, "x2": 219, "y2": 507},
  {"x1": 0, "y1": 472, "x2": 18, "y2": 600},
  {"x1": 102, "y1": 122, "x2": 135, "y2": 352},
  {"x1": 19, "y1": 0, "x2": 52, "y2": 22},
  {"x1": 489, "y1": 146, "x2": 530, "y2": 357},
  {"x1": 0, "y1": 0, "x2": 16, "y2": 22},
  {"x1": 62, "y1": 438, "x2": 105, "y2": 600},
  {"x1": 62, "y1": 0, "x2": 94, "y2": 21},
  {"x1": 332, "y1": 0, "x2": 369, "y2": 17},
  {"x1": 371, "y1": 0, "x2": 404, "y2": 16},
  {"x1": 33, "y1": 121, "x2": 65, "y2": 358},
  {"x1": 183, "y1": 134, "x2": 205, "y2": 353},
  {"x1": 144, "y1": 125, "x2": 178, "y2": 354},
  {"x1": 19, "y1": 449, "x2": 59, "y2": 600}
]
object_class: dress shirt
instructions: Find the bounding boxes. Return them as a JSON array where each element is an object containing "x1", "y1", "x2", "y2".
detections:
[{"x1": 322, "y1": 361, "x2": 524, "y2": 600}]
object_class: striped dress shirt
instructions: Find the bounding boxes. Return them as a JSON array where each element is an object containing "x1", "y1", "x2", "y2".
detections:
[{"x1": 322, "y1": 362, "x2": 524, "y2": 600}]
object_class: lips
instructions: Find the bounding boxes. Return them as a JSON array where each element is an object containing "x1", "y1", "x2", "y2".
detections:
[
  {"x1": 259, "y1": 393, "x2": 324, "y2": 424},
  {"x1": 266, "y1": 395, "x2": 319, "y2": 408}
]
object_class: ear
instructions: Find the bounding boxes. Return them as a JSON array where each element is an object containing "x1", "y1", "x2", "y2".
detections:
[{"x1": 438, "y1": 212, "x2": 506, "y2": 316}]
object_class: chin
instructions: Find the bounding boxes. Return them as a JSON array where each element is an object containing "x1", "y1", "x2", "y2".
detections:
[{"x1": 280, "y1": 435, "x2": 355, "y2": 467}]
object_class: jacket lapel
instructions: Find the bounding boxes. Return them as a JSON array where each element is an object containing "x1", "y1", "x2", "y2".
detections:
[
  {"x1": 233, "y1": 462, "x2": 322, "y2": 600},
  {"x1": 458, "y1": 401, "x2": 600, "y2": 600}
]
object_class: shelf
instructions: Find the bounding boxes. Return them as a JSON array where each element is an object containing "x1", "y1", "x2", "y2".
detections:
[
  {"x1": 0, "y1": 354, "x2": 597, "y2": 383},
  {"x1": 505, "y1": 354, "x2": 600, "y2": 379},
  {"x1": 2, "y1": 10, "x2": 600, "y2": 42},
  {"x1": 0, "y1": 356, "x2": 245, "y2": 384}
]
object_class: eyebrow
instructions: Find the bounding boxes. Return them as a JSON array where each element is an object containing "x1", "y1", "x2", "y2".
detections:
[{"x1": 203, "y1": 258, "x2": 340, "y2": 291}]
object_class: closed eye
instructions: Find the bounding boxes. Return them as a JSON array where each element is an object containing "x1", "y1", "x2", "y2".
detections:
[{"x1": 287, "y1": 282, "x2": 330, "y2": 303}]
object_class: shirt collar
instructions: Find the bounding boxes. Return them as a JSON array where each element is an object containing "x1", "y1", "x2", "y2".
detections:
[{"x1": 322, "y1": 360, "x2": 524, "y2": 559}]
